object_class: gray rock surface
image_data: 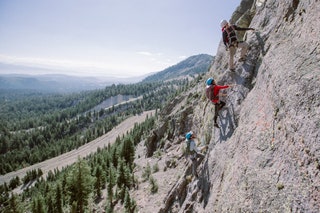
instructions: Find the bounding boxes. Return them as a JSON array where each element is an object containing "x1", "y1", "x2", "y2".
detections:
[{"x1": 143, "y1": 0, "x2": 320, "y2": 212}]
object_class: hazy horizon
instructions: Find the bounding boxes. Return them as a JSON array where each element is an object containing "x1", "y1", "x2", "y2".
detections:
[{"x1": 0, "y1": 0, "x2": 240, "y2": 78}]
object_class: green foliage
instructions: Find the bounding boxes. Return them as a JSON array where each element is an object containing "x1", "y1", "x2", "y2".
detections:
[
  {"x1": 22, "y1": 168, "x2": 43, "y2": 184},
  {"x1": 0, "y1": 103, "x2": 162, "y2": 212},
  {"x1": 8, "y1": 176, "x2": 20, "y2": 190},
  {"x1": 67, "y1": 158, "x2": 94, "y2": 213},
  {"x1": 120, "y1": 136, "x2": 135, "y2": 169},
  {"x1": 94, "y1": 165, "x2": 104, "y2": 198},
  {"x1": 55, "y1": 183, "x2": 63, "y2": 213},
  {"x1": 116, "y1": 158, "x2": 132, "y2": 189},
  {"x1": 142, "y1": 162, "x2": 152, "y2": 182},
  {"x1": 105, "y1": 200, "x2": 113, "y2": 213},
  {"x1": 124, "y1": 187, "x2": 136, "y2": 213},
  {"x1": 0, "y1": 80, "x2": 182, "y2": 174},
  {"x1": 154, "y1": 149, "x2": 162, "y2": 159},
  {"x1": 152, "y1": 162, "x2": 160, "y2": 173},
  {"x1": 6, "y1": 192, "x2": 22, "y2": 213},
  {"x1": 32, "y1": 194, "x2": 46, "y2": 213},
  {"x1": 149, "y1": 176, "x2": 158, "y2": 194}
]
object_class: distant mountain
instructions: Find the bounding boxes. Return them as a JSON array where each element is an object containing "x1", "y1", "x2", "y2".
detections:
[
  {"x1": 142, "y1": 54, "x2": 214, "y2": 82},
  {"x1": 0, "y1": 73, "x2": 150, "y2": 93},
  {"x1": 0, "y1": 54, "x2": 214, "y2": 92},
  {"x1": 0, "y1": 74, "x2": 105, "y2": 92},
  {"x1": 0, "y1": 62, "x2": 150, "y2": 93},
  {"x1": 0, "y1": 74, "x2": 132, "y2": 93}
]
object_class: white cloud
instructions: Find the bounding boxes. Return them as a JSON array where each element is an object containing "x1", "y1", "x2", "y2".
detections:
[
  {"x1": 178, "y1": 55, "x2": 187, "y2": 60},
  {"x1": 0, "y1": 54, "x2": 138, "y2": 77},
  {"x1": 0, "y1": 55, "x2": 102, "y2": 70},
  {"x1": 0, "y1": 52, "x2": 184, "y2": 77},
  {"x1": 137, "y1": 51, "x2": 153, "y2": 56}
]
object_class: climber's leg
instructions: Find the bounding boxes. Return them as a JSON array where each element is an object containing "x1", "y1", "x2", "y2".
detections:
[
  {"x1": 229, "y1": 46, "x2": 236, "y2": 71},
  {"x1": 238, "y1": 41, "x2": 249, "y2": 61},
  {"x1": 214, "y1": 104, "x2": 220, "y2": 128}
]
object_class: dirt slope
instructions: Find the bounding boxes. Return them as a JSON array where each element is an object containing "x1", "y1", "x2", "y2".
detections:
[{"x1": 0, "y1": 110, "x2": 155, "y2": 186}]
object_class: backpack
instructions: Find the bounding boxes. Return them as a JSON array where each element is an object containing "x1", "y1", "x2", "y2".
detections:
[
  {"x1": 206, "y1": 85, "x2": 216, "y2": 101},
  {"x1": 185, "y1": 139, "x2": 194, "y2": 155},
  {"x1": 223, "y1": 25, "x2": 237, "y2": 46}
]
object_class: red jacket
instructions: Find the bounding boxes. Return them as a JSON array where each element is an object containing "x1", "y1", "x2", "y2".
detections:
[{"x1": 211, "y1": 85, "x2": 229, "y2": 103}]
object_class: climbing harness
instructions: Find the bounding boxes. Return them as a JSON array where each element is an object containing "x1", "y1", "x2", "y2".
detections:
[{"x1": 223, "y1": 25, "x2": 238, "y2": 47}]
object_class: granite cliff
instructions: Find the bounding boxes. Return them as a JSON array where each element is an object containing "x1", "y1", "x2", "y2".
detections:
[{"x1": 142, "y1": 0, "x2": 320, "y2": 212}]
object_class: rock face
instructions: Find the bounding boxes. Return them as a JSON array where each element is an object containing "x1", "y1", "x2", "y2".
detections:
[
  {"x1": 143, "y1": 0, "x2": 320, "y2": 212},
  {"x1": 200, "y1": 0, "x2": 320, "y2": 212}
]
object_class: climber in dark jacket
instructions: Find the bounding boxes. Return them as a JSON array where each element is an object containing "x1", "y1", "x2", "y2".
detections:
[{"x1": 220, "y1": 19, "x2": 255, "y2": 72}]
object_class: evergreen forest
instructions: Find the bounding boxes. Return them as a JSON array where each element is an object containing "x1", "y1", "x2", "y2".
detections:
[{"x1": 0, "y1": 76, "x2": 203, "y2": 212}]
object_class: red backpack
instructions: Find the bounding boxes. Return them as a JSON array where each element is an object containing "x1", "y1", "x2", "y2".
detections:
[{"x1": 205, "y1": 85, "x2": 216, "y2": 101}]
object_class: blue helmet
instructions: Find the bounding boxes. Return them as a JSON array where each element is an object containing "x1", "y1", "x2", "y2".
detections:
[
  {"x1": 206, "y1": 77, "x2": 214, "y2": 86},
  {"x1": 185, "y1": 131, "x2": 193, "y2": 140}
]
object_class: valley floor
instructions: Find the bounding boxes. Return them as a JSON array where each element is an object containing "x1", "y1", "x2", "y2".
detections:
[{"x1": 0, "y1": 110, "x2": 155, "y2": 187}]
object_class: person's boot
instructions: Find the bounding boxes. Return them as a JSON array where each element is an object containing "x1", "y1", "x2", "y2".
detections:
[
  {"x1": 238, "y1": 56, "x2": 247, "y2": 62},
  {"x1": 218, "y1": 102, "x2": 226, "y2": 110},
  {"x1": 214, "y1": 116, "x2": 219, "y2": 128}
]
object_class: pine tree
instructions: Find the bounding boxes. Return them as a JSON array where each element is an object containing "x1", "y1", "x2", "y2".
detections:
[
  {"x1": 123, "y1": 187, "x2": 131, "y2": 213},
  {"x1": 67, "y1": 158, "x2": 94, "y2": 213},
  {"x1": 55, "y1": 183, "x2": 63, "y2": 213},
  {"x1": 70, "y1": 201, "x2": 77, "y2": 213},
  {"x1": 46, "y1": 194, "x2": 54, "y2": 213},
  {"x1": 106, "y1": 165, "x2": 115, "y2": 204},
  {"x1": 8, "y1": 193, "x2": 22, "y2": 213},
  {"x1": 33, "y1": 195, "x2": 46, "y2": 213},
  {"x1": 105, "y1": 200, "x2": 113, "y2": 213},
  {"x1": 94, "y1": 165, "x2": 103, "y2": 198},
  {"x1": 61, "y1": 173, "x2": 67, "y2": 205},
  {"x1": 111, "y1": 146, "x2": 119, "y2": 168},
  {"x1": 121, "y1": 136, "x2": 135, "y2": 170},
  {"x1": 124, "y1": 187, "x2": 136, "y2": 213},
  {"x1": 116, "y1": 158, "x2": 133, "y2": 202}
]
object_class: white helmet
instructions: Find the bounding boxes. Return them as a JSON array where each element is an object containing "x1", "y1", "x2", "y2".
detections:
[{"x1": 220, "y1": 19, "x2": 228, "y2": 28}]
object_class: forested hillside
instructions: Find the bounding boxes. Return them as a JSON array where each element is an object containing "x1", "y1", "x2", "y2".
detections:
[
  {"x1": 0, "y1": 54, "x2": 208, "y2": 212},
  {"x1": 0, "y1": 73, "x2": 145, "y2": 93},
  {"x1": 0, "y1": 80, "x2": 191, "y2": 175}
]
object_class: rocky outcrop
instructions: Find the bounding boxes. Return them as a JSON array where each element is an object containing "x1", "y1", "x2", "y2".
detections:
[
  {"x1": 196, "y1": 0, "x2": 320, "y2": 212},
  {"x1": 147, "y1": 0, "x2": 319, "y2": 212}
]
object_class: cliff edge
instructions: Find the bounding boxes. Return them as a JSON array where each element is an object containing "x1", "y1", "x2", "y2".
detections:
[{"x1": 145, "y1": 0, "x2": 320, "y2": 212}]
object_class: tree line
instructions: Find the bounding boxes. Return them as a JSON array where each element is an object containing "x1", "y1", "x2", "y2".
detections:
[
  {"x1": 0, "y1": 114, "x2": 156, "y2": 213},
  {"x1": 0, "y1": 80, "x2": 189, "y2": 174},
  {"x1": 0, "y1": 76, "x2": 205, "y2": 212}
]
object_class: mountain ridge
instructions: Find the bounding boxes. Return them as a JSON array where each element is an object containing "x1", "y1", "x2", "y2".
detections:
[
  {"x1": 0, "y1": 54, "x2": 213, "y2": 92},
  {"x1": 142, "y1": 54, "x2": 214, "y2": 82}
]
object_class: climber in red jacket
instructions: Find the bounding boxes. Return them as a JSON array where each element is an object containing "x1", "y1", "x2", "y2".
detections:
[{"x1": 206, "y1": 77, "x2": 233, "y2": 128}]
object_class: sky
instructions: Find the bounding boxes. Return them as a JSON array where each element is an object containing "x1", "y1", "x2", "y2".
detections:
[{"x1": 0, "y1": 0, "x2": 240, "y2": 78}]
